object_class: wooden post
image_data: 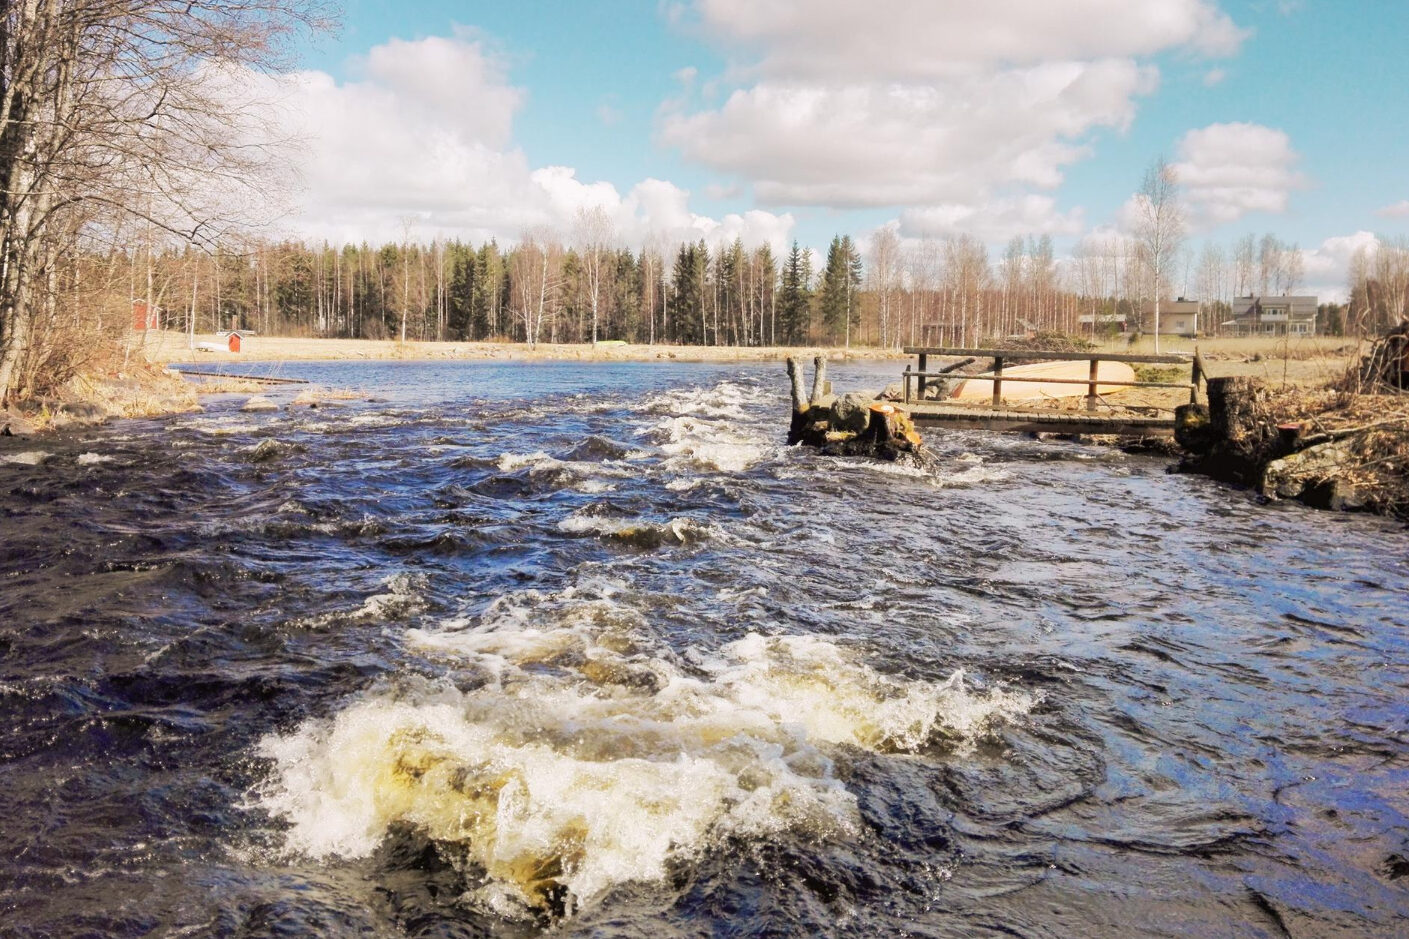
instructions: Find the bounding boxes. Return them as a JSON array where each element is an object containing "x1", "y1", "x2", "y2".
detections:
[
  {"x1": 786, "y1": 357, "x2": 807, "y2": 415},
  {"x1": 1190, "y1": 347, "x2": 1205, "y2": 405},
  {"x1": 917, "y1": 352, "x2": 928, "y2": 400},
  {"x1": 903, "y1": 364, "x2": 912, "y2": 403},
  {"x1": 991, "y1": 356, "x2": 1004, "y2": 407},
  {"x1": 785, "y1": 357, "x2": 810, "y2": 445},
  {"x1": 1086, "y1": 358, "x2": 1100, "y2": 412}
]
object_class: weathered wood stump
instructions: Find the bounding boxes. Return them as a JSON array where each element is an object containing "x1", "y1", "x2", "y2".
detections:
[
  {"x1": 1175, "y1": 377, "x2": 1283, "y2": 484},
  {"x1": 784, "y1": 357, "x2": 932, "y2": 464}
]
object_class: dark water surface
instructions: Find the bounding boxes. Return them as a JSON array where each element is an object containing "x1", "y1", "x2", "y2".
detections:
[{"x1": 1, "y1": 360, "x2": 1406, "y2": 937}]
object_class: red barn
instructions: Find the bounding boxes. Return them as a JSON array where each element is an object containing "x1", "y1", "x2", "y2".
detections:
[{"x1": 131, "y1": 299, "x2": 160, "y2": 331}]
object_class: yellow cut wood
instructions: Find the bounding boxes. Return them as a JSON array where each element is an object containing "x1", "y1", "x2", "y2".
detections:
[{"x1": 949, "y1": 360, "x2": 1137, "y2": 402}]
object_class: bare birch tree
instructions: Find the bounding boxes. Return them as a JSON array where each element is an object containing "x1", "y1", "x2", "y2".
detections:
[
  {"x1": 572, "y1": 205, "x2": 615, "y2": 344},
  {"x1": 1134, "y1": 157, "x2": 1185, "y2": 353},
  {"x1": 0, "y1": 0, "x2": 330, "y2": 403}
]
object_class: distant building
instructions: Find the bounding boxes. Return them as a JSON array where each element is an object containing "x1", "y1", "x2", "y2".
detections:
[
  {"x1": 131, "y1": 299, "x2": 161, "y2": 331},
  {"x1": 1078, "y1": 312, "x2": 1130, "y2": 333},
  {"x1": 1140, "y1": 298, "x2": 1200, "y2": 337},
  {"x1": 1224, "y1": 295, "x2": 1319, "y2": 336}
]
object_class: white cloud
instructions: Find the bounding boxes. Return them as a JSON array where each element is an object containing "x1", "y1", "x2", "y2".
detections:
[
  {"x1": 661, "y1": 60, "x2": 1156, "y2": 208},
  {"x1": 899, "y1": 195, "x2": 1085, "y2": 242},
  {"x1": 1172, "y1": 122, "x2": 1307, "y2": 228},
  {"x1": 1375, "y1": 200, "x2": 1409, "y2": 219},
  {"x1": 689, "y1": 0, "x2": 1247, "y2": 80},
  {"x1": 1299, "y1": 230, "x2": 1376, "y2": 301},
  {"x1": 663, "y1": 1, "x2": 1247, "y2": 244},
  {"x1": 251, "y1": 35, "x2": 790, "y2": 249},
  {"x1": 1202, "y1": 67, "x2": 1227, "y2": 87}
]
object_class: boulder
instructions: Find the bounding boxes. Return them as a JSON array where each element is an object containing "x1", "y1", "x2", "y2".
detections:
[
  {"x1": 241, "y1": 395, "x2": 278, "y2": 412},
  {"x1": 1260, "y1": 438, "x2": 1358, "y2": 500},
  {"x1": 830, "y1": 392, "x2": 876, "y2": 434}
]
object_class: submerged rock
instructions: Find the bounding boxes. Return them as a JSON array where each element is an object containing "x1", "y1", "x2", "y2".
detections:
[
  {"x1": 242, "y1": 395, "x2": 278, "y2": 412},
  {"x1": 248, "y1": 439, "x2": 285, "y2": 463}
]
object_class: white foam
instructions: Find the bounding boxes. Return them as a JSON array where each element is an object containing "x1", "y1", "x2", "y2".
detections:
[
  {"x1": 259, "y1": 584, "x2": 1033, "y2": 919},
  {"x1": 496, "y1": 451, "x2": 632, "y2": 492},
  {"x1": 3, "y1": 450, "x2": 50, "y2": 466},
  {"x1": 76, "y1": 452, "x2": 114, "y2": 465},
  {"x1": 556, "y1": 513, "x2": 715, "y2": 546},
  {"x1": 628, "y1": 381, "x2": 780, "y2": 475}
]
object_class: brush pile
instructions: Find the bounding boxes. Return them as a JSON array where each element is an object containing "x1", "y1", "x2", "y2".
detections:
[
  {"x1": 1176, "y1": 378, "x2": 1409, "y2": 519},
  {"x1": 1346, "y1": 322, "x2": 1409, "y2": 392}
]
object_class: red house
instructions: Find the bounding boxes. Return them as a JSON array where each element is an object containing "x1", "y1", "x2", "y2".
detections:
[
  {"x1": 131, "y1": 299, "x2": 160, "y2": 331},
  {"x1": 227, "y1": 332, "x2": 242, "y2": 352}
]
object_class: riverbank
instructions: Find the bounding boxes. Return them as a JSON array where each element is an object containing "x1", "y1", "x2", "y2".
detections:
[
  {"x1": 1, "y1": 359, "x2": 205, "y2": 435},
  {"x1": 137, "y1": 330, "x2": 911, "y2": 366},
  {"x1": 1174, "y1": 378, "x2": 1409, "y2": 519}
]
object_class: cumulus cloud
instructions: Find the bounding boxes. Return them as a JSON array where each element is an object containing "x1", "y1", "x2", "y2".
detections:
[
  {"x1": 899, "y1": 195, "x2": 1085, "y2": 242},
  {"x1": 1299, "y1": 230, "x2": 1377, "y2": 301},
  {"x1": 662, "y1": 0, "x2": 1248, "y2": 243},
  {"x1": 688, "y1": 0, "x2": 1247, "y2": 80},
  {"x1": 1375, "y1": 200, "x2": 1409, "y2": 219},
  {"x1": 253, "y1": 34, "x2": 791, "y2": 249},
  {"x1": 1172, "y1": 122, "x2": 1307, "y2": 228},
  {"x1": 661, "y1": 60, "x2": 1155, "y2": 208}
]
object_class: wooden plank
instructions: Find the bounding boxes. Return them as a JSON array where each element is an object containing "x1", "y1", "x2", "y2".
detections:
[
  {"x1": 901, "y1": 370, "x2": 1193, "y2": 390},
  {"x1": 174, "y1": 370, "x2": 311, "y2": 385},
  {"x1": 902, "y1": 346, "x2": 1189, "y2": 364},
  {"x1": 952, "y1": 375, "x2": 1193, "y2": 390},
  {"x1": 903, "y1": 403, "x2": 1174, "y2": 436}
]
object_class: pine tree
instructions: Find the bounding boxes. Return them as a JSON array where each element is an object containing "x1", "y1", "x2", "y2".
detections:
[{"x1": 780, "y1": 240, "x2": 812, "y2": 345}]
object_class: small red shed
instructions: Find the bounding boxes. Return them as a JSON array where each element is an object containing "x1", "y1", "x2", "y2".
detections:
[
  {"x1": 131, "y1": 299, "x2": 160, "y2": 331},
  {"x1": 227, "y1": 332, "x2": 242, "y2": 353}
]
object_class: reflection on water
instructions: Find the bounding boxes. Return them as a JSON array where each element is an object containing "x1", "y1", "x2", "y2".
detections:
[{"x1": 1, "y1": 360, "x2": 1407, "y2": 936}]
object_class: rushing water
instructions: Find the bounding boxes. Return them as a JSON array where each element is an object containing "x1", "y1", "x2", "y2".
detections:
[{"x1": 1, "y1": 360, "x2": 1407, "y2": 937}]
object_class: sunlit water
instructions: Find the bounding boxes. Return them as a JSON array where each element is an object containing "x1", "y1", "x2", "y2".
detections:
[{"x1": 1, "y1": 360, "x2": 1406, "y2": 937}]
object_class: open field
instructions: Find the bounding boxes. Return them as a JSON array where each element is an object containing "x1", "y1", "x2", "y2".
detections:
[{"x1": 1093, "y1": 334, "x2": 1361, "y2": 388}]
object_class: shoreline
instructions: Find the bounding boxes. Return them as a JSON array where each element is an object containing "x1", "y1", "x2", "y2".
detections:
[{"x1": 136, "y1": 331, "x2": 911, "y2": 366}]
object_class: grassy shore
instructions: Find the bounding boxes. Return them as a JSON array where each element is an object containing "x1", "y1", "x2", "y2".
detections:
[{"x1": 137, "y1": 331, "x2": 909, "y2": 366}]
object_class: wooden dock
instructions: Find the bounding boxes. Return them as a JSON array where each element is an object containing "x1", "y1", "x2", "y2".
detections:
[
  {"x1": 895, "y1": 346, "x2": 1206, "y2": 437},
  {"x1": 903, "y1": 402, "x2": 1175, "y2": 436}
]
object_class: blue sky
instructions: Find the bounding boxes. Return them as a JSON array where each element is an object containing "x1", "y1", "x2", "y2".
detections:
[{"x1": 276, "y1": 1, "x2": 1409, "y2": 298}]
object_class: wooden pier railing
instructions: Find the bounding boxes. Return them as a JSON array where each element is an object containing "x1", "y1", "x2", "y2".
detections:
[{"x1": 900, "y1": 346, "x2": 1206, "y2": 412}]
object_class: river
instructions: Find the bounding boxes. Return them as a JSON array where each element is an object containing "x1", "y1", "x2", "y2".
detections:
[{"x1": 1, "y1": 360, "x2": 1406, "y2": 937}]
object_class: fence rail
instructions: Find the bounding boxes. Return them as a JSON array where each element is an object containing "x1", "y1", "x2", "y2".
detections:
[{"x1": 900, "y1": 346, "x2": 1206, "y2": 412}]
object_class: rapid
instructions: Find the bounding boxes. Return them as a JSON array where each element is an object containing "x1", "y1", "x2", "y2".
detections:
[{"x1": 1, "y1": 360, "x2": 1406, "y2": 937}]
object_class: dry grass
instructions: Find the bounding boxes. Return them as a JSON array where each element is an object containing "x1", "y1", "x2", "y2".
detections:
[{"x1": 136, "y1": 330, "x2": 910, "y2": 365}]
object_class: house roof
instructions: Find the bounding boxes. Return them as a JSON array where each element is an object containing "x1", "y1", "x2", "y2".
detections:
[{"x1": 1232, "y1": 294, "x2": 1318, "y2": 321}]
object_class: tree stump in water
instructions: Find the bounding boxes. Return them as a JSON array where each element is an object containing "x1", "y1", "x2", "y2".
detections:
[
  {"x1": 1176, "y1": 377, "x2": 1289, "y2": 485},
  {"x1": 785, "y1": 357, "x2": 931, "y2": 463}
]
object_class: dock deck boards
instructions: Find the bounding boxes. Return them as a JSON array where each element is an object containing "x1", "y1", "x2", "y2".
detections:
[{"x1": 904, "y1": 402, "x2": 1174, "y2": 436}]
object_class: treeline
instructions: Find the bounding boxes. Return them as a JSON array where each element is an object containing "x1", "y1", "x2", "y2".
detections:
[
  {"x1": 1346, "y1": 237, "x2": 1409, "y2": 335},
  {"x1": 125, "y1": 227, "x2": 1357, "y2": 350},
  {"x1": 121, "y1": 233, "x2": 1083, "y2": 347}
]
